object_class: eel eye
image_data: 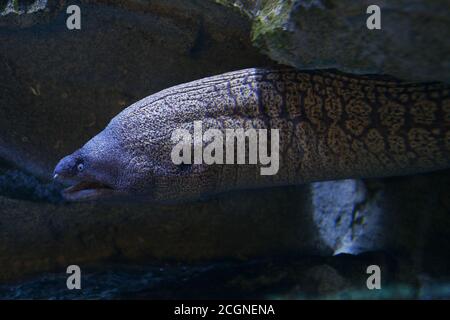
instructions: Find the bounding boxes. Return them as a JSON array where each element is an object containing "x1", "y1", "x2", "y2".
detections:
[{"x1": 77, "y1": 163, "x2": 84, "y2": 172}]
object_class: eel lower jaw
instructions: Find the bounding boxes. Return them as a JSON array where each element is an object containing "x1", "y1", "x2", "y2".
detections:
[{"x1": 62, "y1": 180, "x2": 116, "y2": 201}]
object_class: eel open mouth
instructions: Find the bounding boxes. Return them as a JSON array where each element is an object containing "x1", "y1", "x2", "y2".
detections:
[{"x1": 61, "y1": 179, "x2": 115, "y2": 201}]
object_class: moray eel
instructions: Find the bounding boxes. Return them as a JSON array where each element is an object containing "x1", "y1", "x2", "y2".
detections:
[{"x1": 53, "y1": 67, "x2": 450, "y2": 202}]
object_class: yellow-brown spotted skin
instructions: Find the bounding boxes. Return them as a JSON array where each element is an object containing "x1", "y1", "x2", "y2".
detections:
[
  {"x1": 144, "y1": 67, "x2": 450, "y2": 189},
  {"x1": 57, "y1": 67, "x2": 450, "y2": 202},
  {"x1": 248, "y1": 68, "x2": 450, "y2": 184}
]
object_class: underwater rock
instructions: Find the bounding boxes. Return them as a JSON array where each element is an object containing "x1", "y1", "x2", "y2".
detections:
[
  {"x1": 312, "y1": 170, "x2": 450, "y2": 275},
  {"x1": 0, "y1": 183, "x2": 334, "y2": 282},
  {"x1": 0, "y1": 0, "x2": 273, "y2": 179},
  {"x1": 310, "y1": 179, "x2": 384, "y2": 255},
  {"x1": 0, "y1": 0, "x2": 48, "y2": 16},
  {"x1": 222, "y1": 0, "x2": 450, "y2": 83},
  {"x1": 0, "y1": 252, "x2": 430, "y2": 299},
  {"x1": 1, "y1": 165, "x2": 450, "y2": 282}
]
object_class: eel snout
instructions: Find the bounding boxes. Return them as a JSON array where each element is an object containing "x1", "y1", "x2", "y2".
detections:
[{"x1": 53, "y1": 174, "x2": 115, "y2": 201}]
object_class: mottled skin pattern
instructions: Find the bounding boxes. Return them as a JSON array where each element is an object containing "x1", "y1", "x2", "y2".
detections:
[{"x1": 54, "y1": 67, "x2": 450, "y2": 202}]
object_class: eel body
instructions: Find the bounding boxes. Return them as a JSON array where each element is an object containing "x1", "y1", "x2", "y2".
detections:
[{"x1": 54, "y1": 67, "x2": 450, "y2": 202}]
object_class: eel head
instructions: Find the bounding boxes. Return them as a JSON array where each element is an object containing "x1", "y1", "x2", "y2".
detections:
[{"x1": 53, "y1": 133, "x2": 127, "y2": 202}]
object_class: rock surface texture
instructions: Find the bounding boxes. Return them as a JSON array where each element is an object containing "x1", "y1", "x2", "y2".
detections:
[{"x1": 224, "y1": 0, "x2": 450, "y2": 83}]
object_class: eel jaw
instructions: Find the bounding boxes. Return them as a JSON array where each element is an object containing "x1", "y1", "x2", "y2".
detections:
[{"x1": 61, "y1": 180, "x2": 116, "y2": 201}]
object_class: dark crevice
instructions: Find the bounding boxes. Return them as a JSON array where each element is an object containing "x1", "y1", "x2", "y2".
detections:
[{"x1": 0, "y1": 158, "x2": 63, "y2": 203}]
